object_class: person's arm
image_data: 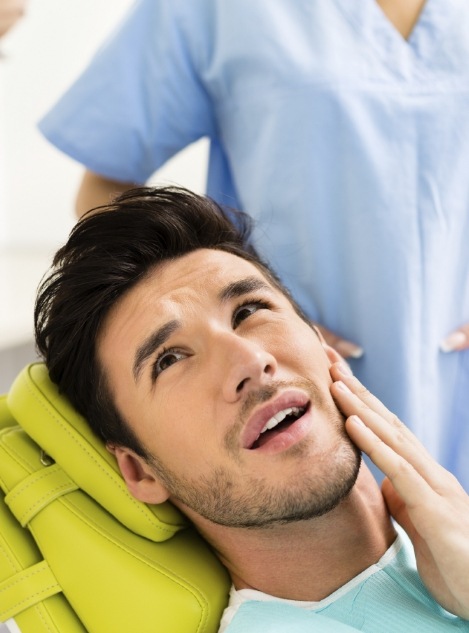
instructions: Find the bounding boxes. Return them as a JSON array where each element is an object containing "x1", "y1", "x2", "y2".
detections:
[
  {"x1": 329, "y1": 362, "x2": 469, "y2": 620},
  {"x1": 76, "y1": 170, "x2": 136, "y2": 218}
]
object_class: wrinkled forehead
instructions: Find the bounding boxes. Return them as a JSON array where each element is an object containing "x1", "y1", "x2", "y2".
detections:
[
  {"x1": 98, "y1": 249, "x2": 279, "y2": 345},
  {"x1": 142, "y1": 248, "x2": 275, "y2": 303}
]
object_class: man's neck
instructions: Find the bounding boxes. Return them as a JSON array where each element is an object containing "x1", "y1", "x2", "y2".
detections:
[{"x1": 188, "y1": 465, "x2": 396, "y2": 602}]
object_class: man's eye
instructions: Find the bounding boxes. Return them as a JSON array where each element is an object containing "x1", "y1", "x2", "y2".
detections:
[
  {"x1": 152, "y1": 348, "x2": 186, "y2": 380},
  {"x1": 233, "y1": 300, "x2": 271, "y2": 328}
]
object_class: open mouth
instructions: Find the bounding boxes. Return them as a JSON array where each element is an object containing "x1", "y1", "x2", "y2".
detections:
[{"x1": 249, "y1": 404, "x2": 309, "y2": 450}]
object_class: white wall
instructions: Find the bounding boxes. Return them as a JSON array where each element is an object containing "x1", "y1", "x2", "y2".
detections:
[{"x1": 0, "y1": 0, "x2": 208, "y2": 249}]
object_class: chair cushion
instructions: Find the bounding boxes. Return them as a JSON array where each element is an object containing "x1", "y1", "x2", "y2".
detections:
[
  {"x1": 0, "y1": 366, "x2": 230, "y2": 632},
  {"x1": 7, "y1": 363, "x2": 184, "y2": 541}
]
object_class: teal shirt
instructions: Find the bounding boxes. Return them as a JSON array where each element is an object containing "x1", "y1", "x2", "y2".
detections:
[{"x1": 220, "y1": 530, "x2": 468, "y2": 632}]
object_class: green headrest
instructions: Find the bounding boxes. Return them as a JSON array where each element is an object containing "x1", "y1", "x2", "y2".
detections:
[
  {"x1": 0, "y1": 368, "x2": 230, "y2": 632},
  {"x1": 7, "y1": 363, "x2": 186, "y2": 541}
]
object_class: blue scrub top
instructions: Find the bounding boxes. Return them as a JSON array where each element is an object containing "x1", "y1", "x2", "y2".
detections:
[{"x1": 39, "y1": 0, "x2": 469, "y2": 488}]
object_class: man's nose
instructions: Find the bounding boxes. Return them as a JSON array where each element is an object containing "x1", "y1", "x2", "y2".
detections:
[{"x1": 214, "y1": 332, "x2": 278, "y2": 402}]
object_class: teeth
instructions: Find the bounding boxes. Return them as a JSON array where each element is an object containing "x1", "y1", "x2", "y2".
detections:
[{"x1": 260, "y1": 406, "x2": 302, "y2": 434}]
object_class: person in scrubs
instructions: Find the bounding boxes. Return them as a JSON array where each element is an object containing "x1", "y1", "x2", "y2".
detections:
[{"x1": 38, "y1": 0, "x2": 469, "y2": 489}]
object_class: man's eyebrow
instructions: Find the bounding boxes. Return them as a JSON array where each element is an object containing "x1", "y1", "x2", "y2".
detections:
[
  {"x1": 133, "y1": 320, "x2": 180, "y2": 382},
  {"x1": 218, "y1": 276, "x2": 271, "y2": 303}
]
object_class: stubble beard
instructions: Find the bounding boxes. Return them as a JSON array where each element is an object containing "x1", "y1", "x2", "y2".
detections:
[{"x1": 147, "y1": 379, "x2": 362, "y2": 528}]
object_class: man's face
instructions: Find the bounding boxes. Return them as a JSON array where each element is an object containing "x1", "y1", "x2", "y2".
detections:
[{"x1": 98, "y1": 249, "x2": 360, "y2": 528}]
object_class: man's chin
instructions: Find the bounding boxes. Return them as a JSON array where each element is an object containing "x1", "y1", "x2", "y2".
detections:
[{"x1": 198, "y1": 442, "x2": 362, "y2": 529}]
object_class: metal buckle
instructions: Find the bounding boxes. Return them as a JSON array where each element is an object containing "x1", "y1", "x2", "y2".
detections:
[{"x1": 40, "y1": 449, "x2": 54, "y2": 467}]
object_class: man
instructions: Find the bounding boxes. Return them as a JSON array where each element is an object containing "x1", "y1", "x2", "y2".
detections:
[{"x1": 35, "y1": 187, "x2": 469, "y2": 632}]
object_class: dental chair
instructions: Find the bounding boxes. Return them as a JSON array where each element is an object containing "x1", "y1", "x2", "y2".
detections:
[{"x1": 0, "y1": 363, "x2": 230, "y2": 633}]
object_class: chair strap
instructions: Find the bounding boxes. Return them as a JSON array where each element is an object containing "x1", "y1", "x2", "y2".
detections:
[
  {"x1": 5, "y1": 465, "x2": 77, "y2": 527},
  {"x1": 0, "y1": 560, "x2": 61, "y2": 620}
]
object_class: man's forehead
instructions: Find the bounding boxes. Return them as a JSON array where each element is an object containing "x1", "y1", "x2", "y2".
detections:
[
  {"x1": 101, "y1": 249, "x2": 276, "y2": 342},
  {"x1": 143, "y1": 248, "x2": 273, "y2": 298}
]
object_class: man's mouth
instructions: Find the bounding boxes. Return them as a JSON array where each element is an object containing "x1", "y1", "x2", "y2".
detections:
[{"x1": 250, "y1": 404, "x2": 309, "y2": 449}]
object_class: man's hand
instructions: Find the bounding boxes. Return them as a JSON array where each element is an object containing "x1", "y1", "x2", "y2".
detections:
[
  {"x1": 440, "y1": 322, "x2": 469, "y2": 352},
  {"x1": 0, "y1": 0, "x2": 26, "y2": 38},
  {"x1": 329, "y1": 362, "x2": 469, "y2": 620}
]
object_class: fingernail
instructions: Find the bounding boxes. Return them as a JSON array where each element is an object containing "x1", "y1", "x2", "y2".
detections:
[
  {"x1": 335, "y1": 380, "x2": 351, "y2": 393},
  {"x1": 439, "y1": 331, "x2": 467, "y2": 353},
  {"x1": 350, "y1": 415, "x2": 366, "y2": 428},
  {"x1": 336, "y1": 361, "x2": 353, "y2": 377},
  {"x1": 336, "y1": 340, "x2": 364, "y2": 359}
]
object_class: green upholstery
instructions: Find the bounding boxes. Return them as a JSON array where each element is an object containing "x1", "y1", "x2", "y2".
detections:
[{"x1": 0, "y1": 364, "x2": 230, "y2": 632}]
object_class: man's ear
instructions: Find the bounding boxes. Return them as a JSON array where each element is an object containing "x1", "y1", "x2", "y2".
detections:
[{"x1": 109, "y1": 445, "x2": 170, "y2": 505}]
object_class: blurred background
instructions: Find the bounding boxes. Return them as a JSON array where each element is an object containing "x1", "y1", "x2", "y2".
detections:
[{"x1": 0, "y1": 0, "x2": 208, "y2": 391}]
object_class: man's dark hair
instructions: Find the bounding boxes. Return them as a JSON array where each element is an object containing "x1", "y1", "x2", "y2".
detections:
[{"x1": 35, "y1": 186, "x2": 307, "y2": 458}]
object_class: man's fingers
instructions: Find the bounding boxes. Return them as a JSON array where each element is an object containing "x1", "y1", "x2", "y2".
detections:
[
  {"x1": 381, "y1": 478, "x2": 417, "y2": 539},
  {"x1": 331, "y1": 367, "x2": 469, "y2": 621},
  {"x1": 381, "y1": 478, "x2": 418, "y2": 536},
  {"x1": 330, "y1": 373, "x2": 448, "y2": 488},
  {"x1": 330, "y1": 362, "x2": 400, "y2": 425},
  {"x1": 330, "y1": 362, "x2": 423, "y2": 455},
  {"x1": 345, "y1": 414, "x2": 435, "y2": 507}
]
